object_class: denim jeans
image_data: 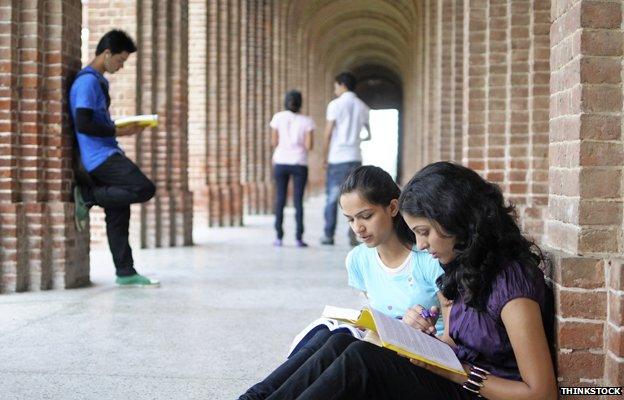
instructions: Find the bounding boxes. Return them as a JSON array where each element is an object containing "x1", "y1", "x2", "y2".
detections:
[
  {"x1": 323, "y1": 161, "x2": 361, "y2": 238},
  {"x1": 273, "y1": 164, "x2": 308, "y2": 240}
]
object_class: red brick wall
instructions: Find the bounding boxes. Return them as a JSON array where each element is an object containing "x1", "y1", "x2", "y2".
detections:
[
  {"x1": 0, "y1": 0, "x2": 88, "y2": 293},
  {"x1": 548, "y1": 0, "x2": 624, "y2": 387}
]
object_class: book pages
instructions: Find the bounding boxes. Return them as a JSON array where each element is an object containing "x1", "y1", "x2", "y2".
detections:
[
  {"x1": 369, "y1": 308, "x2": 466, "y2": 375},
  {"x1": 321, "y1": 305, "x2": 361, "y2": 322}
]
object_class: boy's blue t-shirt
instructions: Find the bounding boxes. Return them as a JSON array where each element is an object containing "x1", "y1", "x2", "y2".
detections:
[
  {"x1": 69, "y1": 66, "x2": 122, "y2": 172},
  {"x1": 346, "y1": 244, "x2": 445, "y2": 334}
]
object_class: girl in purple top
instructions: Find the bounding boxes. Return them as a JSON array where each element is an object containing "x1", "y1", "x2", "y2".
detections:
[{"x1": 261, "y1": 162, "x2": 557, "y2": 400}]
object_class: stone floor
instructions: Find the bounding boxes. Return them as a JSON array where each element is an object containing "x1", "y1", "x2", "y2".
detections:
[{"x1": 0, "y1": 197, "x2": 361, "y2": 400}]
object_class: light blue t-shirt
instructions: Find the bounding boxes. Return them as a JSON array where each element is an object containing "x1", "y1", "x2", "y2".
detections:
[
  {"x1": 69, "y1": 66, "x2": 122, "y2": 172},
  {"x1": 346, "y1": 244, "x2": 445, "y2": 334}
]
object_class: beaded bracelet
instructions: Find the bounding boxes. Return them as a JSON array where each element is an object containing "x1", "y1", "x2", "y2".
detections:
[{"x1": 462, "y1": 365, "x2": 490, "y2": 397}]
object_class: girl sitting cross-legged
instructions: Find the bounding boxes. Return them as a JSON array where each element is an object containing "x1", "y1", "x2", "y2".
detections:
[
  {"x1": 253, "y1": 161, "x2": 557, "y2": 400},
  {"x1": 238, "y1": 165, "x2": 445, "y2": 400}
]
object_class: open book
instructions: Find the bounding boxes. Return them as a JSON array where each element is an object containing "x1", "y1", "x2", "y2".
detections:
[
  {"x1": 114, "y1": 114, "x2": 159, "y2": 128},
  {"x1": 287, "y1": 316, "x2": 365, "y2": 359},
  {"x1": 323, "y1": 305, "x2": 467, "y2": 376}
]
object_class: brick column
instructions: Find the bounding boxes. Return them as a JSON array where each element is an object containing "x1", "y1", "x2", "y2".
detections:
[
  {"x1": 522, "y1": 0, "x2": 550, "y2": 241},
  {"x1": 241, "y1": 0, "x2": 280, "y2": 216},
  {"x1": 548, "y1": 0, "x2": 624, "y2": 386},
  {"x1": 188, "y1": 0, "x2": 208, "y2": 228},
  {"x1": 425, "y1": 0, "x2": 440, "y2": 163},
  {"x1": 462, "y1": 0, "x2": 488, "y2": 172},
  {"x1": 0, "y1": 0, "x2": 88, "y2": 293},
  {"x1": 440, "y1": 0, "x2": 454, "y2": 161},
  {"x1": 189, "y1": 0, "x2": 245, "y2": 227},
  {"x1": 431, "y1": 0, "x2": 441, "y2": 162},
  {"x1": 242, "y1": 0, "x2": 256, "y2": 215},
  {"x1": 506, "y1": 1, "x2": 531, "y2": 208},
  {"x1": 451, "y1": 0, "x2": 464, "y2": 162},
  {"x1": 486, "y1": 0, "x2": 508, "y2": 185},
  {"x1": 404, "y1": 7, "x2": 427, "y2": 176}
]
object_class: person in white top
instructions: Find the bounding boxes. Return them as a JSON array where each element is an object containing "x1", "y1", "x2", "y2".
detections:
[
  {"x1": 321, "y1": 72, "x2": 371, "y2": 246},
  {"x1": 270, "y1": 90, "x2": 316, "y2": 247}
]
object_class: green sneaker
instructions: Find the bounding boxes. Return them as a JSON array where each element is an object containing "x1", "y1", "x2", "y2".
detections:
[
  {"x1": 73, "y1": 185, "x2": 90, "y2": 232},
  {"x1": 116, "y1": 274, "x2": 160, "y2": 287}
]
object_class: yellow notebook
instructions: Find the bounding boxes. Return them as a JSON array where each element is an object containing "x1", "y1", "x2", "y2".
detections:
[
  {"x1": 322, "y1": 305, "x2": 467, "y2": 376},
  {"x1": 114, "y1": 114, "x2": 159, "y2": 128}
]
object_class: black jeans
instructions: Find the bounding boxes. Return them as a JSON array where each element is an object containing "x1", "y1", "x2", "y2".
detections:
[
  {"x1": 84, "y1": 153, "x2": 156, "y2": 277},
  {"x1": 273, "y1": 164, "x2": 308, "y2": 240},
  {"x1": 239, "y1": 328, "x2": 333, "y2": 400},
  {"x1": 264, "y1": 333, "x2": 480, "y2": 400}
]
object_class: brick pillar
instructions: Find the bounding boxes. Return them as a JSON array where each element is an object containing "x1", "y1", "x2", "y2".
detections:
[
  {"x1": 242, "y1": 0, "x2": 256, "y2": 215},
  {"x1": 431, "y1": 0, "x2": 441, "y2": 162},
  {"x1": 452, "y1": 0, "x2": 464, "y2": 162},
  {"x1": 0, "y1": 0, "x2": 89, "y2": 293},
  {"x1": 188, "y1": 0, "x2": 208, "y2": 228},
  {"x1": 462, "y1": 0, "x2": 488, "y2": 172},
  {"x1": 425, "y1": 0, "x2": 440, "y2": 164},
  {"x1": 261, "y1": 0, "x2": 275, "y2": 215},
  {"x1": 507, "y1": 1, "x2": 531, "y2": 209},
  {"x1": 522, "y1": 0, "x2": 550, "y2": 241},
  {"x1": 86, "y1": 0, "x2": 193, "y2": 246},
  {"x1": 486, "y1": 0, "x2": 508, "y2": 186},
  {"x1": 167, "y1": 0, "x2": 193, "y2": 246},
  {"x1": 548, "y1": 0, "x2": 624, "y2": 386},
  {"x1": 247, "y1": 0, "x2": 265, "y2": 215},
  {"x1": 189, "y1": 0, "x2": 245, "y2": 227},
  {"x1": 440, "y1": 0, "x2": 454, "y2": 161},
  {"x1": 420, "y1": 2, "x2": 431, "y2": 166},
  {"x1": 241, "y1": 0, "x2": 278, "y2": 216}
]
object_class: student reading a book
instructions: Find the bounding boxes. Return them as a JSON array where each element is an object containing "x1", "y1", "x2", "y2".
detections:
[
  {"x1": 238, "y1": 166, "x2": 444, "y2": 400},
  {"x1": 257, "y1": 161, "x2": 557, "y2": 400},
  {"x1": 69, "y1": 29, "x2": 159, "y2": 287}
]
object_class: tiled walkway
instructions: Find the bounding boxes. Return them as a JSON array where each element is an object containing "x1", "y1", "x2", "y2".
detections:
[{"x1": 0, "y1": 197, "x2": 361, "y2": 399}]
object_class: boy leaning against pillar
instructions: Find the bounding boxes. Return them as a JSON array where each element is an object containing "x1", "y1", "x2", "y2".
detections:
[{"x1": 68, "y1": 29, "x2": 159, "y2": 287}]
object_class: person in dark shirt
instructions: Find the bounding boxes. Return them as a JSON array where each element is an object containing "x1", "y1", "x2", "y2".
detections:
[
  {"x1": 69, "y1": 29, "x2": 158, "y2": 287},
  {"x1": 255, "y1": 162, "x2": 557, "y2": 400}
]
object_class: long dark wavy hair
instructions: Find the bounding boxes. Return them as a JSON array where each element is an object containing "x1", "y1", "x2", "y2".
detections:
[
  {"x1": 398, "y1": 162, "x2": 543, "y2": 311},
  {"x1": 340, "y1": 165, "x2": 415, "y2": 248}
]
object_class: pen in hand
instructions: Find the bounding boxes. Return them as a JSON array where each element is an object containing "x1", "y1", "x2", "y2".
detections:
[{"x1": 419, "y1": 308, "x2": 439, "y2": 336}]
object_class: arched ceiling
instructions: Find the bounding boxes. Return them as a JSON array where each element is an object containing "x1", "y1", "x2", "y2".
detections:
[
  {"x1": 353, "y1": 64, "x2": 402, "y2": 110},
  {"x1": 286, "y1": 0, "x2": 420, "y2": 80}
]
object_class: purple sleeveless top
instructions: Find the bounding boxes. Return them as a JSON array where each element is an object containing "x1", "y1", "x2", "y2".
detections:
[{"x1": 449, "y1": 261, "x2": 547, "y2": 381}]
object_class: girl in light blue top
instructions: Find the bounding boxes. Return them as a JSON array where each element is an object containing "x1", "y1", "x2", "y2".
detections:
[
  {"x1": 341, "y1": 165, "x2": 444, "y2": 334},
  {"x1": 239, "y1": 165, "x2": 444, "y2": 400}
]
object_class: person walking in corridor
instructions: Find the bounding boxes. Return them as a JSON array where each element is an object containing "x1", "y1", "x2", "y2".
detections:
[
  {"x1": 270, "y1": 90, "x2": 315, "y2": 247},
  {"x1": 69, "y1": 29, "x2": 159, "y2": 287},
  {"x1": 320, "y1": 72, "x2": 371, "y2": 246}
]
